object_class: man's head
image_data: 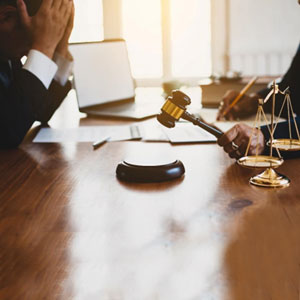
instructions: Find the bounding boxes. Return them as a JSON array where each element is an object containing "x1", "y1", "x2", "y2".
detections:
[
  {"x1": 0, "y1": 0, "x2": 42, "y2": 16},
  {"x1": 0, "y1": 0, "x2": 42, "y2": 60}
]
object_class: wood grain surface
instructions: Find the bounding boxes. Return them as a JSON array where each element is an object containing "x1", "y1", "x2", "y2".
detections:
[{"x1": 1, "y1": 92, "x2": 300, "y2": 300}]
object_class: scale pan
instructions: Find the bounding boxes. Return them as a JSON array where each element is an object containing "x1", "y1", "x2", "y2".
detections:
[
  {"x1": 267, "y1": 139, "x2": 300, "y2": 151},
  {"x1": 237, "y1": 155, "x2": 283, "y2": 169}
]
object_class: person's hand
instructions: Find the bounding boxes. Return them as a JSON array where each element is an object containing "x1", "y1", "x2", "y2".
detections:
[
  {"x1": 217, "y1": 123, "x2": 265, "y2": 159},
  {"x1": 17, "y1": 0, "x2": 73, "y2": 59},
  {"x1": 55, "y1": 1, "x2": 74, "y2": 60},
  {"x1": 216, "y1": 90, "x2": 259, "y2": 121}
]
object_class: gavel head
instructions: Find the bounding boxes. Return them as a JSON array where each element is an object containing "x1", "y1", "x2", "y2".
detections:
[{"x1": 157, "y1": 90, "x2": 191, "y2": 128}]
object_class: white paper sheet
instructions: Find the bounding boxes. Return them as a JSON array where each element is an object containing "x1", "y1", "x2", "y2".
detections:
[
  {"x1": 33, "y1": 125, "x2": 141, "y2": 143},
  {"x1": 140, "y1": 122, "x2": 169, "y2": 142},
  {"x1": 162, "y1": 123, "x2": 217, "y2": 144}
]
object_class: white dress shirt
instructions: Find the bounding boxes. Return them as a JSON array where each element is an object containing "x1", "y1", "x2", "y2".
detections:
[{"x1": 23, "y1": 49, "x2": 73, "y2": 89}]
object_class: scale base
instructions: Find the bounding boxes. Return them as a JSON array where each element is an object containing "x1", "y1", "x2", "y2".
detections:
[{"x1": 250, "y1": 168, "x2": 290, "y2": 188}]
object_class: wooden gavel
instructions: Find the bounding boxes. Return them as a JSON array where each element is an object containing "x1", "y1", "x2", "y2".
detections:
[{"x1": 157, "y1": 90, "x2": 223, "y2": 138}]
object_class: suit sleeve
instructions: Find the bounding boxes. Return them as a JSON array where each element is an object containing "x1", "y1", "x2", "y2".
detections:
[
  {"x1": 257, "y1": 46, "x2": 300, "y2": 117},
  {"x1": 257, "y1": 45, "x2": 300, "y2": 159},
  {"x1": 0, "y1": 69, "x2": 71, "y2": 149}
]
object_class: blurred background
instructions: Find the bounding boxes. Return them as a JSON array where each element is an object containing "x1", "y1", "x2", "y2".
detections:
[{"x1": 70, "y1": 0, "x2": 300, "y2": 87}]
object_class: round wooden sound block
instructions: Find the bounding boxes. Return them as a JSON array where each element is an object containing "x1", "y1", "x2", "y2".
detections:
[{"x1": 116, "y1": 158, "x2": 185, "y2": 183}]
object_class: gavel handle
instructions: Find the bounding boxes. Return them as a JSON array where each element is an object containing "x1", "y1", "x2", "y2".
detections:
[{"x1": 182, "y1": 111, "x2": 223, "y2": 138}]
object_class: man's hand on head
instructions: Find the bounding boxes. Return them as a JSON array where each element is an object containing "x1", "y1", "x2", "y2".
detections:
[
  {"x1": 217, "y1": 123, "x2": 265, "y2": 160},
  {"x1": 17, "y1": 0, "x2": 73, "y2": 59}
]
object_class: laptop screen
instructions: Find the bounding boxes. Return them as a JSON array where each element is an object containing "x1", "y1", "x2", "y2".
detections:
[{"x1": 69, "y1": 40, "x2": 135, "y2": 108}]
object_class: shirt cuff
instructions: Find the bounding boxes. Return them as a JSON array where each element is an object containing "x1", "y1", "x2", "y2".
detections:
[
  {"x1": 23, "y1": 49, "x2": 58, "y2": 89},
  {"x1": 53, "y1": 52, "x2": 74, "y2": 86}
]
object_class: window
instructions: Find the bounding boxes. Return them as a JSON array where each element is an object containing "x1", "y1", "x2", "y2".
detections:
[
  {"x1": 122, "y1": 0, "x2": 163, "y2": 79},
  {"x1": 170, "y1": 0, "x2": 211, "y2": 78},
  {"x1": 122, "y1": 0, "x2": 212, "y2": 85}
]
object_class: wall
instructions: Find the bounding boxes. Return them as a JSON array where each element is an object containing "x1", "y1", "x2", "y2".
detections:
[{"x1": 229, "y1": 0, "x2": 300, "y2": 75}]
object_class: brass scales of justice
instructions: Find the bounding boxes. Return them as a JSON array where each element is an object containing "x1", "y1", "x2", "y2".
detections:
[{"x1": 237, "y1": 81, "x2": 300, "y2": 188}]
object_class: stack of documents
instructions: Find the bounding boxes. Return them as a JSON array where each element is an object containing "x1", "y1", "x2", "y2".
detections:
[
  {"x1": 34, "y1": 109, "x2": 274, "y2": 145},
  {"x1": 33, "y1": 122, "x2": 218, "y2": 145}
]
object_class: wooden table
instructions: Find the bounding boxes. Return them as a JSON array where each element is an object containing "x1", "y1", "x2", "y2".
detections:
[{"x1": 1, "y1": 91, "x2": 300, "y2": 300}]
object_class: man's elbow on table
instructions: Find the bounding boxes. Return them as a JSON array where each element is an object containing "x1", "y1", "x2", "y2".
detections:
[
  {"x1": 0, "y1": 126, "x2": 29, "y2": 149},
  {"x1": 0, "y1": 136, "x2": 24, "y2": 149}
]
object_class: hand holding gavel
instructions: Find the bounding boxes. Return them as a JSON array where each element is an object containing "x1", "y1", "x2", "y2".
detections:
[{"x1": 157, "y1": 90, "x2": 264, "y2": 159}]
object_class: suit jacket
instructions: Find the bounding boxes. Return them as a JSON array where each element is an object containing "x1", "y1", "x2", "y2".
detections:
[
  {"x1": 259, "y1": 44, "x2": 300, "y2": 158},
  {"x1": 0, "y1": 60, "x2": 71, "y2": 149}
]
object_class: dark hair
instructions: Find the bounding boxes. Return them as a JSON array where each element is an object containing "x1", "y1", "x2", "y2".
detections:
[
  {"x1": 0, "y1": 0, "x2": 42, "y2": 16},
  {"x1": 0, "y1": 0, "x2": 16, "y2": 6}
]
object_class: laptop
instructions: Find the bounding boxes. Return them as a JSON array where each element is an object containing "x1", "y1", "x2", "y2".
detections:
[{"x1": 69, "y1": 40, "x2": 163, "y2": 120}]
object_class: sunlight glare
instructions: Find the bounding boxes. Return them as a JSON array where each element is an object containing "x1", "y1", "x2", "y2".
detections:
[
  {"x1": 171, "y1": 0, "x2": 211, "y2": 77},
  {"x1": 122, "y1": 0, "x2": 163, "y2": 78},
  {"x1": 70, "y1": 0, "x2": 104, "y2": 43}
]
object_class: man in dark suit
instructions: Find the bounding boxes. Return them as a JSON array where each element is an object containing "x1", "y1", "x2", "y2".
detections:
[
  {"x1": 217, "y1": 32, "x2": 300, "y2": 158},
  {"x1": 0, "y1": 0, "x2": 74, "y2": 148}
]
